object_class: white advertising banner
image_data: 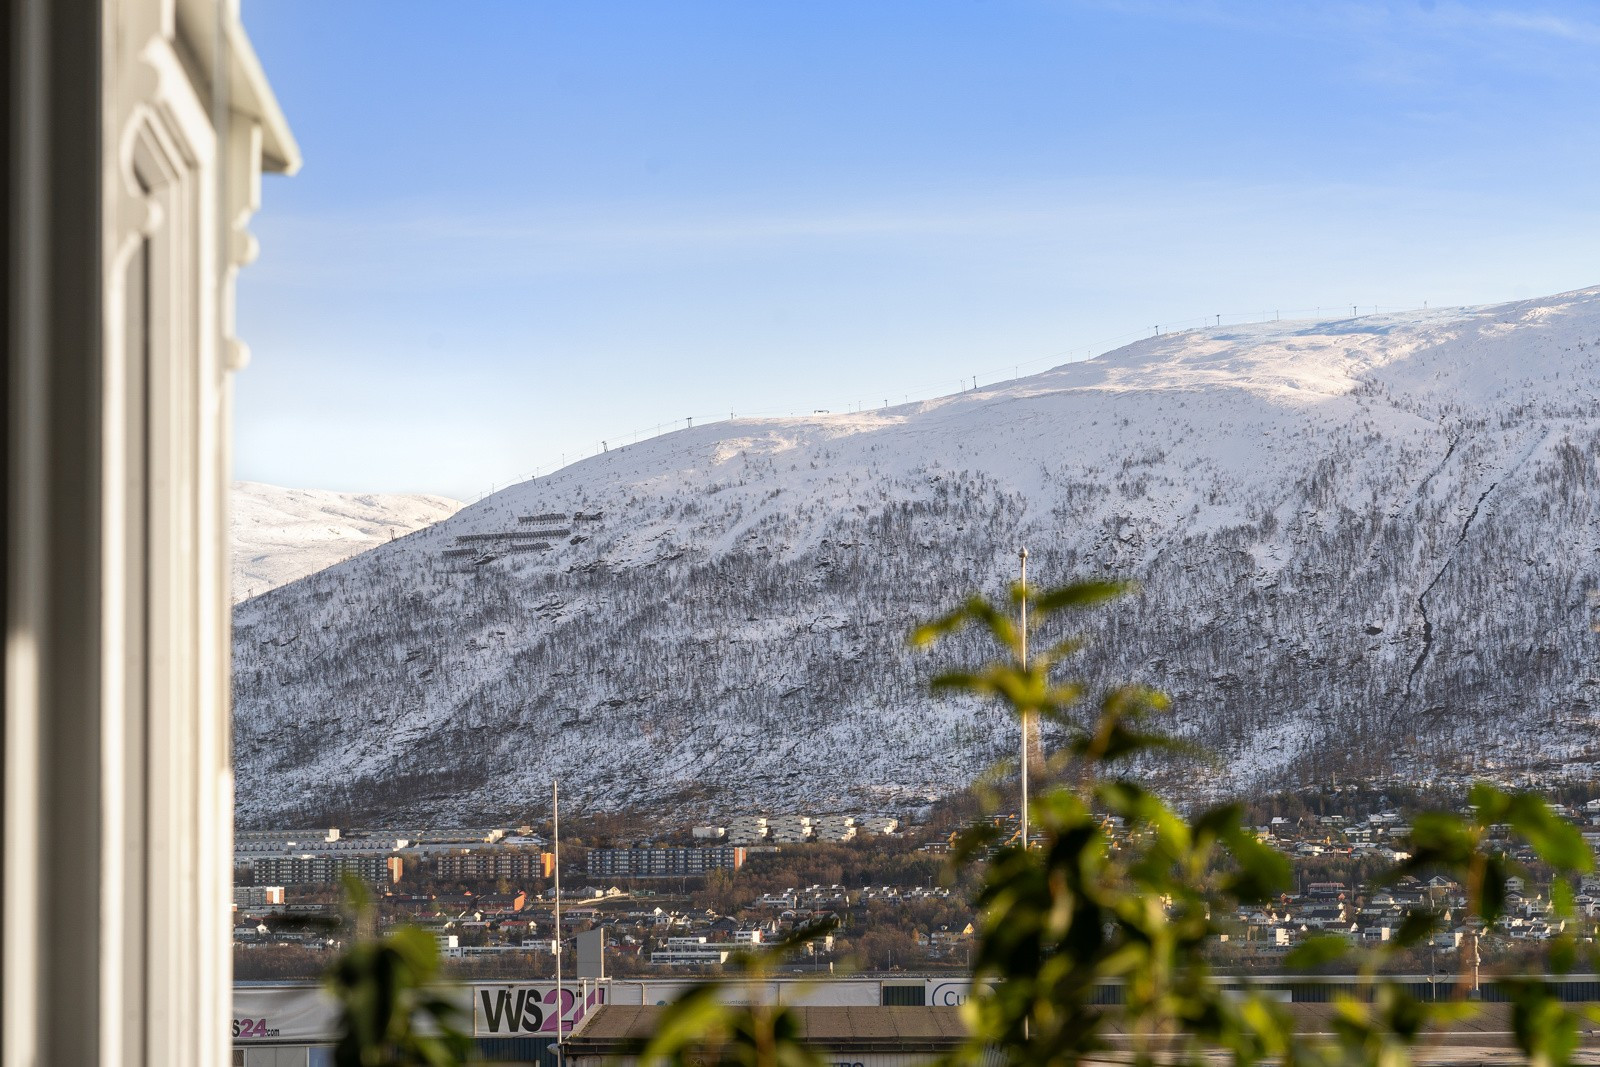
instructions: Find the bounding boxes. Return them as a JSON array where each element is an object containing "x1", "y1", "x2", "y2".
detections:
[
  {"x1": 233, "y1": 981, "x2": 606, "y2": 1043},
  {"x1": 615, "y1": 979, "x2": 882, "y2": 1008},
  {"x1": 625, "y1": 980, "x2": 783, "y2": 1007},
  {"x1": 781, "y1": 981, "x2": 881, "y2": 1007},
  {"x1": 233, "y1": 976, "x2": 915, "y2": 1043},
  {"x1": 232, "y1": 986, "x2": 340, "y2": 1043}
]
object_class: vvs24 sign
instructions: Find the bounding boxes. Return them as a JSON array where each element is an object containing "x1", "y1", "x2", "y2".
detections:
[{"x1": 474, "y1": 984, "x2": 606, "y2": 1036}]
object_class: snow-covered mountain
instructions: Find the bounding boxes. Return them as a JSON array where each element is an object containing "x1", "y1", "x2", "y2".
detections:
[
  {"x1": 233, "y1": 287, "x2": 1600, "y2": 826},
  {"x1": 232, "y1": 482, "x2": 461, "y2": 602}
]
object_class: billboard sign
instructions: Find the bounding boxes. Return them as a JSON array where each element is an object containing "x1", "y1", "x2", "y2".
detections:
[
  {"x1": 233, "y1": 981, "x2": 606, "y2": 1043},
  {"x1": 472, "y1": 982, "x2": 606, "y2": 1037},
  {"x1": 232, "y1": 986, "x2": 340, "y2": 1043}
]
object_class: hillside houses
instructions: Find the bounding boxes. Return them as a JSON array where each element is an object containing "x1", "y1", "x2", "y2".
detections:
[
  {"x1": 233, "y1": 795, "x2": 1600, "y2": 974},
  {"x1": 1213, "y1": 869, "x2": 1600, "y2": 956}
]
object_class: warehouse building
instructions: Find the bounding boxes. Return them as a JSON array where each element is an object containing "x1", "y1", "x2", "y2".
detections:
[{"x1": 560, "y1": 1005, "x2": 969, "y2": 1067}]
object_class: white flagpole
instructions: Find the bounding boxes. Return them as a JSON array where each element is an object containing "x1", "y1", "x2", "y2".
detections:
[
  {"x1": 1019, "y1": 547, "x2": 1029, "y2": 851},
  {"x1": 554, "y1": 780, "x2": 563, "y2": 1053}
]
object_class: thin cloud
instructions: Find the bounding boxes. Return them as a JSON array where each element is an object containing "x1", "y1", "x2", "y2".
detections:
[
  {"x1": 404, "y1": 207, "x2": 1067, "y2": 246},
  {"x1": 254, "y1": 197, "x2": 1104, "y2": 269},
  {"x1": 1434, "y1": 5, "x2": 1600, "y2": 45},
  {"x1": 244, "y1": 177, "x2": 1600, "y2": 296},
  {"x1": 1065, "y1": 0, "x2": 1600, "y2": 72}
]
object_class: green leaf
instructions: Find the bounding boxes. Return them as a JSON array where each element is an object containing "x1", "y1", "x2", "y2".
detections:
[
  {"x1": 635, "y1": 984, "x2": 732, "y2": 1063},
  {"x1": 901, "y1": 574, "x2": 1598, "y2": 1067},
  {"x1": 1224, "y1": 839, "x2": 1293, "y2": 904},
  {"x1": 929, "y1": 669, "x2": 985, "y2": 693},
  {"x1": 1505, "y1": 793, "x2": 1594, "y2": 873},
  {"x1": 1031, "y1": 579, "x2": 1132, "y2": 614},
  {"x1": 1285, "y1": 935, "x2": 1350, "y2": 970},
  {"x1": 1553, "y1": 877, "x2": 1577, "y2": 921},
  {"x1": 1482, "y1": 853, "x2": 1510, "y2": 925},
  {"x1": 1505, "y1": 979, "x2": 1581, "y2": 1067},
  {"x1": 1399, "y1": 811, "x2": 1477, "y2": 871},
  {"x1": 1387, "y1": 908, "x2": 1439, "y2": 951},
  {"x1": 1551, "y1": 933, "x2": 1578, "y2": 976},
  {"x1": 908, "y1": 604, "x2": 974, "y2": 647},
  {"x1": 325, "y1": 881, "x2": 471, "y2": 1067}
]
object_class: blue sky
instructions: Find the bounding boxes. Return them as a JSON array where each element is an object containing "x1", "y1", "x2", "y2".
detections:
[{"x1": 237, "y1": 0, "x2": 1600, "y2": 500}]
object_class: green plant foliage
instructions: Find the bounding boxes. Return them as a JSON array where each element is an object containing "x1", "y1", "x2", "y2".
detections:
[
  {"x1": 324, "y1": 578, "x2": 1600, "y2": 1067},
  {"x1": 916, "y1": 579, "x2": 1599, "y2": 1067},
  {"x1": 634, "y1": 920, "x2": 838, "y2": 1067},
  {"x1": 325, "y1": 878, "x2": 473, "y2": 1067}
]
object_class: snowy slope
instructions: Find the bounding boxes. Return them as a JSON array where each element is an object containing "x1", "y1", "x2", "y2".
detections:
[
  {"x1": 233, "y1": 287, "x2": 1600, "y2": 826},
  {"x1": 232, "y1": 482, "x2": 461, "y2": 602}
]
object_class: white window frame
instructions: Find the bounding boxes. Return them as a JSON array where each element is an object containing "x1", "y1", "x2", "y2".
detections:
[{"x1": 5, "y1": 1, "x2": 297, "y2": 1063}]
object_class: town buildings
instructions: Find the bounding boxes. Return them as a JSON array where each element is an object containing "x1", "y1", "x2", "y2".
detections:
[{"x1": 587, "y1": 846, "x2": 747, "y2": 878}]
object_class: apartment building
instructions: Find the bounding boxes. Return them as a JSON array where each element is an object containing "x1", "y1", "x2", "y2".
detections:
[{"x1": 587, "y1": 846, "x2": 747, "y2": 878}]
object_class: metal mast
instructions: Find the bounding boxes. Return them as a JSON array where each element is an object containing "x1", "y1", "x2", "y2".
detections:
[
  {"x1": 1019, "y1": 546, "x2": 1029, "y2": 851},
  {"x1": 1019, "y1": 547, "x2": 1032, "y2": 1046},
  {"x1": 554, "y1": 781, "x2": 563, "y2": 1052}
]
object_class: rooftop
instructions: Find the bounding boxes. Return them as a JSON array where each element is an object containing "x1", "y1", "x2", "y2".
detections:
[{"x1": 563, "y1": 1005, "x2": 968, "y2": 1055}]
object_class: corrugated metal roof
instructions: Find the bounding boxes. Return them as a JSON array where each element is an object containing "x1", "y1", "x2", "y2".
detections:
[{"x1": 564, "y1": 1005, "x2": 968, "y2": 1054}]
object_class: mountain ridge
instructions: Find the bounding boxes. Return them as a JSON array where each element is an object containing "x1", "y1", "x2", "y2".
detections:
[
  {"x1": 233, "y1": 286, "x2": 1600, "y2": 826},
  {"x1": 233, "y1": 481, "x2": 462, "y2": 602}
]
